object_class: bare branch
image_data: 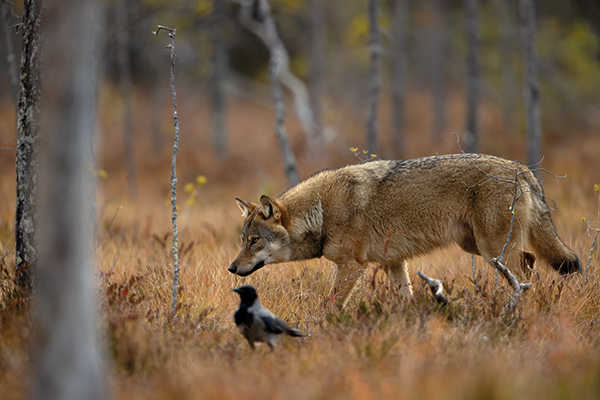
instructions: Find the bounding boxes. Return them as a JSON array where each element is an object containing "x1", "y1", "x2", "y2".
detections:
[
  {"x1": 154, "y1": 24, "x2": 181, "y2": 312},
  {"x1": 583, "y1": 219, "x2": 599, "y2": 277},
  {"x1": 417, "y1": 271, "x2": 449, "y2": 305},
  {"x1": 587, "y1": 229, "x2": 599, "y2": 277},
  {"x1": 491, "y1": 257, "x2": 531, "y2": 310}
]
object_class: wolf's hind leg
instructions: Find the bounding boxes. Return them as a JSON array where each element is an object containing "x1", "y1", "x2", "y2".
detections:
[
  {"x1": 329, "y1": 261, "x2": 365, "y2": 309},
  {"x1": 387, "y1": 261, "x2": 414, "y2": 300}
]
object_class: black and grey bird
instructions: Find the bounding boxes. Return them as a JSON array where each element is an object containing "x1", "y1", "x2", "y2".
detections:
[{"x1": 233, "y1": 285, "x2": 305, "y2": 350}]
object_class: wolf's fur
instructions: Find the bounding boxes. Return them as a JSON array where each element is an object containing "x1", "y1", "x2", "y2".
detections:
[{"x1": 228, "y1": 154, "x2": 580, "y2": 308}]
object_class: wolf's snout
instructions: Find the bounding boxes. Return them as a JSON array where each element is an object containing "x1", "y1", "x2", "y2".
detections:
[{"x1": 228, "y1": 264, "x2": 238, "y2": 274}]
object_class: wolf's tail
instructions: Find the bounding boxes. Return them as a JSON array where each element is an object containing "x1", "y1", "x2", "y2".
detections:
[{"x1": 526, "y1": 174, "x2": 581, "y2": 274}]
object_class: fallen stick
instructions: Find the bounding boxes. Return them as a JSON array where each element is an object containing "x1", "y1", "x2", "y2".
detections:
[
  {"x1": 417, "y1": 271, "x2": 449, "y2": 305},
  {"x1": 490, "y1": 257, "x2": 532, "y2": 310}
]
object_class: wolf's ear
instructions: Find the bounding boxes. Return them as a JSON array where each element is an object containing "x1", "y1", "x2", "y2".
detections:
[
  {"x1": 235, "y1": 197, "x2": 257, "y2": 218},
  {"x1": 259, "y1": 195, "x2": 281, "y2": 221}
]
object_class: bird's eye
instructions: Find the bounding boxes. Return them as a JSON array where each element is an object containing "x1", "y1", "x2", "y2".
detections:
[{"x1": 249, "y1": 237, "x2": 259, "y2": 246}]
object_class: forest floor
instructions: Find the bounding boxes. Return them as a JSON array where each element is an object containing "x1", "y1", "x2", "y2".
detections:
[{"x1": 1, "y1": 93, "x2": 599, "y2": 399}]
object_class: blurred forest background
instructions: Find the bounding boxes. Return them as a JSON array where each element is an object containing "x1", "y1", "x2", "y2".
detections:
[
  {"x1": 1, "y1": 1, "x2": 600, "y2": 399},
  {"x1": 2, "y1": 0, "x2": 600, "y2": 189}
]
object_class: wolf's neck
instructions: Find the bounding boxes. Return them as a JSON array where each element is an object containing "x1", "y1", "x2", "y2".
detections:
[{"x1": 281, "y1": 184, "x2": 325, "y2": 260}]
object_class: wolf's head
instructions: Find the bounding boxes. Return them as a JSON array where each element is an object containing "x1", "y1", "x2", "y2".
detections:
[{"x1": 228, "y1": 195, "x2": 292, "y2": 277}]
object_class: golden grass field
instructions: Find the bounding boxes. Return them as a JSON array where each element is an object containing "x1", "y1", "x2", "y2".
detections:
[{"x1": 1, "y1": 91, "x2": 599, "y2": 399}]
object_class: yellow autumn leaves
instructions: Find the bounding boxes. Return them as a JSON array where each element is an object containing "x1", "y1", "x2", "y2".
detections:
[
  {"x1": 184, "y1": 175, "x2": 207, "y2": 207},
  {"x1": 350, "y1": 147, "x2": 376, "y2": 162}
]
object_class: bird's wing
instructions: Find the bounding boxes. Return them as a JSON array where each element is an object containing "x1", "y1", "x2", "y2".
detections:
[{"x1": 260, "y1": 315, "x2": 304, "y2": 337}]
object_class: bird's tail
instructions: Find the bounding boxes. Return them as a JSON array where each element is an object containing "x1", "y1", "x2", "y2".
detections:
[{"x1": 286, "y1": 327, "x2": 305, "y2": 337}]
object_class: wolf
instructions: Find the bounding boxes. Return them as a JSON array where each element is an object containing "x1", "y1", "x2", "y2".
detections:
[{"x1": 228, "y1": 154, "x2": 580, "y2": 308}]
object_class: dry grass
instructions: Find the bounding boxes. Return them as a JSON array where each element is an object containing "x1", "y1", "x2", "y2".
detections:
[{"x1": 1, "y1": 92, "x2": 600, "y2": 399}]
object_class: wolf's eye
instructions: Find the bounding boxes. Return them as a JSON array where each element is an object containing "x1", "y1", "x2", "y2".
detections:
[{"x1": 249, "y1": 237, "x2": 259, "y2": 246}]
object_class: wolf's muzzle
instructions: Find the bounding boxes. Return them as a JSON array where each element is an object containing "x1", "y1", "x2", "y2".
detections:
[{"x1": 228, "y1": 261, "x2": 266, "y2": 277}]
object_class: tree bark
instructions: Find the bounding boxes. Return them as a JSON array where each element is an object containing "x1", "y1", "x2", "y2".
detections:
[
  {"x1": 366, "y1": 0, "x2": 381, "y2": 155},
  {"x1": 15, "y1": 0, "x2": 42, "y2": 295},
  {"x1": 391, "y1": 0, "x2": 408, "y2": 158},
  {"x1": 464, "y1": 0, "x2": 479, "y2": 153},
  {"x1": 519, "y1": 0, "x2": 541, "y2": 177},
  {"x1": 211, "y1": 0, "x2": 228, "y2": 158},
  {"x1": 33, "y1": 0, "x2": 106, "y2": 398}
]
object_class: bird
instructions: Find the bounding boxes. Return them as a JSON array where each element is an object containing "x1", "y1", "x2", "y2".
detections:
[{"x1": 233, "y1": 285, "x2": 305, "y2": 350}]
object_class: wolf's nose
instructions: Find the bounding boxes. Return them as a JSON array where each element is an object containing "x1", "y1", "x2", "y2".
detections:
[{"x1": 228, "y1": 264, "x2": 237, "y2": 274}]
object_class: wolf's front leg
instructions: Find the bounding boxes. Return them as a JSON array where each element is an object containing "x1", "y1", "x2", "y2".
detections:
[
  {"x1": 328, "y1": 261, "x2": 366, "y2": 309},
  {"x1": 387, "y1": 261, "x2": 414, "y2": 300}
]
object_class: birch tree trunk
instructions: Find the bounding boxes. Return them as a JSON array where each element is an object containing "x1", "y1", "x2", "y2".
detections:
[
  {"x1": 255, "y1": 0, "x2": 299, "y2": 186},
  {"x1": 366, "y1": 0, "x2": 381, "y2": 155},
  {"x1": 391, "y1": 0, "x2": 408, "y2": 158},
  {"x1": 464, "y1": 0, "x2": 480, "y2": 153},
  {"x1": 519, "y1": 0, "x2": 541, "y2": 177},
  {"x1": 238, "y1": 0, "x2": 319, "y2": 150},
  {"x1": 32, "y1": 0, "x2": 106, "y2": 398},
  {"x1": 15, "y1": 0, "x2": 42, "y2": 296}
]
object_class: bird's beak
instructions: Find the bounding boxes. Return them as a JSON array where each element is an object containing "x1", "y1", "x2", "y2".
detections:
[{"x1": 233, "y1": 288, "x2": 241, "y2": 293}]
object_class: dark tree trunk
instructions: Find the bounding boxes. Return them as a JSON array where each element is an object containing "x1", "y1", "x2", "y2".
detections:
[
  {"x1": 15, "y1": 0, "x2": 42, "y2": 296},
  {"x1": 116, "y1": 0, "x2": 137, "y2": 193},
  {"x1": 1, "y1": 0, "x2": 19, "y2": 113},
  {"x1": 366, "y1": 0, "x2": 381, "y2": 155},
  {"x1": 519, "y1": 0, "x2": 541, "y2": 176},
  {"x1": 493, "y1": 0, "x2": 518, "y2": 133},
  {"x1": 430, "y1": 0, "x2": 447, "y2": 142},
  {"x1": 33, "y1": 0, "x2": 106, "y2": 398},
  {"x1": 309, "y1": 0, "x2": 325, "y2": 144},
  {"x1": 211, "y1": 0, "x2": 227, "y2": 158},
  {"x1": 391, "y1": 0, "x2": 408, "y2": 158},
  {"x1": 464, "y1": 0, "x2": 480, "y2": 153}
]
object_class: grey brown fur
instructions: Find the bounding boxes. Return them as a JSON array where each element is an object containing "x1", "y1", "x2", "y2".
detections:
[{"x1": 229, "y1": 154, "x2": 580, "y2": 308}]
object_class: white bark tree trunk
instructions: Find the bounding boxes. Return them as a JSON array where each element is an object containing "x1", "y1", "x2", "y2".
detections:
[
  {"x1": 33, "y1": 0, "x2": 106, "y2": 398},
  {"x1": 238, "y1": 0, "x2": 319, "y2": 150}
]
